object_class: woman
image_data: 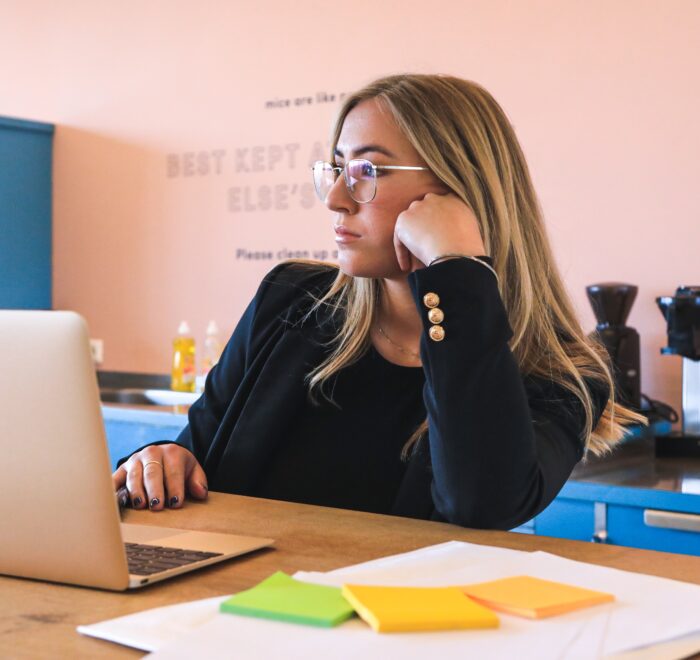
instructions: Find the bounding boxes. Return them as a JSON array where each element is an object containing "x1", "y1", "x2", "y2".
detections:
[{"x1": 113, "y1": 74, "x2": 645, "y2": 529}]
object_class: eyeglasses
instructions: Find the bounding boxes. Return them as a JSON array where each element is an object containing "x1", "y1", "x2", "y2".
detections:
[{"x1": 311, "y1": 159, "x2": 429, "y2": 204}]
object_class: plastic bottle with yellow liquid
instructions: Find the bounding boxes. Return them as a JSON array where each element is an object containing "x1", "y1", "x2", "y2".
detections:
[{"x1": 171, "y1": 321, "x2": 196, "y2": 392}]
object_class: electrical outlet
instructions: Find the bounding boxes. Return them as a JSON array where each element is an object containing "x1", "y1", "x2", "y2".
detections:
[{"x1": 90, "y1": 339, "x2": 104, "y2": 366}]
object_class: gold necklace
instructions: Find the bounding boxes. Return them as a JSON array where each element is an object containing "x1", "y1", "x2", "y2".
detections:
[{"x1": 377, "y1": 325, "x2": 421, "y2": 360}]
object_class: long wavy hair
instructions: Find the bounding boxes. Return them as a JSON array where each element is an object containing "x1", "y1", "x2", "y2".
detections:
[{"x1": 304, "y1": 73, "x2": 646, "y2": 456}]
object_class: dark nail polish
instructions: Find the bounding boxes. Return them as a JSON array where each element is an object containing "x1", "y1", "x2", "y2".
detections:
[
  {"x1": 133, "y1": 497, "x2": 142, "y2": 507},
  {"x1": 169, "y1": 496, "x2": 179, "y2": 506},
  {"x1": 149, "y1": 497, "x2": 160, "y2": 508}
]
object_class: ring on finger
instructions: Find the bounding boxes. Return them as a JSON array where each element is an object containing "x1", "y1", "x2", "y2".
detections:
[{"x1": 143, "y1": 460, "x2": 163, "y2": 470}]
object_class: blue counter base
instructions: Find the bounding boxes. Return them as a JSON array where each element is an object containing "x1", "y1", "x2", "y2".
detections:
[
  {"x1": 523, "y1": 421, "x2": 700, "y2": 556},
  {"x1": 102, "y1": 405, "x2": 188, "y2": 469}
]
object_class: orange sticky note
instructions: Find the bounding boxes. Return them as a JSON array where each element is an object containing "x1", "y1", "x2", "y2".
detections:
[
  {"x1": 462, "y1": 575, "x2": 614, "y2": 619},
  {"x1": 341, "y1": 584, "x2": 499, "y2": 633}
]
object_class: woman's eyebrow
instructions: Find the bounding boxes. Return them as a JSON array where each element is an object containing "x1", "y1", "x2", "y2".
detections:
[{"x1": 334, "y1": 144, "x2": 397, "y2": 159}]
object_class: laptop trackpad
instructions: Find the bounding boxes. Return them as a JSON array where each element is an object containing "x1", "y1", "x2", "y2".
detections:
[{"x1": 120, "y1": 523, "x2": 188, "y2": 544}]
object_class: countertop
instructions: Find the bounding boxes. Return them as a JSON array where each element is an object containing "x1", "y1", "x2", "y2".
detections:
[
  {"x1": 6, "y1": 492, "x2": 700, "y2": 657},
  {"x1": 573, "y1": 436, "x2": 700, "y2": 495}
]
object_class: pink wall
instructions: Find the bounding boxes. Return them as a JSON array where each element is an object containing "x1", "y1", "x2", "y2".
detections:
[{"x1": 1, "y1": 1, "x2": 698, "y2": 418}]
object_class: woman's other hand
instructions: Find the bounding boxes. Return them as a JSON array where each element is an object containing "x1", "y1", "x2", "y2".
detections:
[
  {"x1": 111, "y1": 444, "x2": 208, "y2": 511},
  {"x1": 393, "y1": 192, "x2": 486, "y2": 272}
]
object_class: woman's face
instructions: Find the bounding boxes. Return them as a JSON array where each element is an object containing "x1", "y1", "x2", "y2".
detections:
[{"x1": 326, "y1": 99, "x2": 447, "y2": 279}]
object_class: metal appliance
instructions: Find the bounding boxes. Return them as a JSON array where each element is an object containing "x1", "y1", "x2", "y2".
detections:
[
  {"x1": 656, "y1": 286, "x2": 700, "y2": 457},
  {"x1": 586, "y1": 282, "x2": 641, "y2": 410}
]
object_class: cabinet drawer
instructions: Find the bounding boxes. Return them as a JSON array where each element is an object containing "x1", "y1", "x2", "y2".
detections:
[{"x1": 607, "y1": 505, "x2": 700, "y2": 556}]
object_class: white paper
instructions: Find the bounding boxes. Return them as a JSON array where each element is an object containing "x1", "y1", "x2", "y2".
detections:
[
  {"x1": 77, "y1": 596, "x2": 229, "y2": 652},
  {"x1": 78, "y1": 541, "x2": 522, "y2": 651},
  {"x1": 296, "y1": 548, "x2": 700, "y2": 657},
  {"x1": 147, "y1": 610, "x2": 596, "y2": 660},
  {"x1": 77, "y1": 541, "x2": 700, "y2": 659},
  {"x1": 146, "y1": 612, "x2": 700, "y2": 660},
  {"x1": 314, "y1": 539, "x2": 533, "y2": 571},
  {"x1": 293, "y1": 539, "x2": 532, "y2": 585}
]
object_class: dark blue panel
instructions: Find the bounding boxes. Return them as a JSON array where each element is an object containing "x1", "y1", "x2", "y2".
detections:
[
  {"x1": 607, "y1": 504, "x2": 700, "y2": 556},
  {"x1": 535, "y1": 498, "x2": 595, "y2": 541},
  {"x1": 0, "y1": 117, "x2": 54, "y2": 309}
]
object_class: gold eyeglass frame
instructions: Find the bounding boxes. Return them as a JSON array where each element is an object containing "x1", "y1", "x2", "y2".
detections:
[{"x1": 311, "y1": 159, "x2": 429, "y2": 203}]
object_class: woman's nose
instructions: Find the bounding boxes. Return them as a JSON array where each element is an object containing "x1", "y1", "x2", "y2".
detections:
[{"x1": 324, "y1": 172, "x2": 356, "y2": 214}]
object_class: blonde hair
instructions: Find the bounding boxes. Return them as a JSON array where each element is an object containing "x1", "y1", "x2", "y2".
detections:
[{"x1": 305, "y1": 73, "x2": 646, "y2": 456}]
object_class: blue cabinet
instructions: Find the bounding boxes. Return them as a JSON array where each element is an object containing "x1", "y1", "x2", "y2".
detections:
[
  {"x1": 529, "y1": 424, "x2": 700, "y2": 558},
  {"x1": 102, "y1": 406, "x2": 188, "y2": 470},
  {"x1": 535, "y1": 498, "x2": 596, "y2": 543},
  {"x1": 0, "y1": 115, "x2": 54, "y2": 309},
  {"x1": 512, "y1": 421, "x2": 700, "y2": 557}
]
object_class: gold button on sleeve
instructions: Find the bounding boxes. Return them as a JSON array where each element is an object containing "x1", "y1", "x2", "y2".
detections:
[
  {"x1": 429, "y1": 325, "x2": 445, "y2": 342},
  {"x1": 423, "y1": 292, "x2": 440, "y2": 308},
  {"x1": 428, "y1": 308, "x2": 444, "y2": 324}
]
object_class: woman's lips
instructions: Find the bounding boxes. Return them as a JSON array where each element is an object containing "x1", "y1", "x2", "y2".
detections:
[{"x1": 334, "y1": 225, "x2": 361, "y2": 243}]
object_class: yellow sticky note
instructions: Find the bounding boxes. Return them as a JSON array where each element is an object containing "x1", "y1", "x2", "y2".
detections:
[
  {"x1": 462, "y1": 575, "x2": 615, "y2": 619},
  {"x1": 341, "y1": 584, "x2": 499, "y2": 633}
]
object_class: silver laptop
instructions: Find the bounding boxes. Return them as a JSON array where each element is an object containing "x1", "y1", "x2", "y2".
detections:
[{"x1": 0, "y1": 310, "x2": 273, "y2": 590}]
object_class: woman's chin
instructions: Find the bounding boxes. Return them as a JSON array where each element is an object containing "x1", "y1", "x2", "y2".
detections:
[{"x1": 337, "y1": 254, "x2": 405, "y2": 280}]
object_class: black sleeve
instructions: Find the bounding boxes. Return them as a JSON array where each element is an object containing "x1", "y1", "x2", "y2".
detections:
[
  {"x1": 173, "y1": 293, "x2": 258, "y2": 462},
  {"x1": 116, "y1": 261, "x2": 304, "y2": 468},
  {"x1": 178, "y1": 261, "x2": 337, "y2": 467},
  {"x1": 115, "y1": 286, "x2": 260, "y2": 469},
  {"x1": 408, "y1": 257, "x2": 609, "y2": 530}
]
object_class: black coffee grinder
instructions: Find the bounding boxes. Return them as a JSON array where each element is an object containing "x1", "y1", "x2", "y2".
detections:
[
  {"x1": 586, "y1": 283, "x2": 641, "y2": 410},
  {"x1": 655, "y1": 286, "x2": 700, "y2": 457}
]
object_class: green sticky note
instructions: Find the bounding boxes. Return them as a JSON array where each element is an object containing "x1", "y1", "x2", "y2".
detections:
[{"x1": 219, "y1": 571, "x2": 355, "y2": 628}]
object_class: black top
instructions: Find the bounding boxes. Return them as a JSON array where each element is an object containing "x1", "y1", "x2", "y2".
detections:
[
  {"x1": 122, "y1": 258, "x2": 610, "y2": 529},
  {"x1": 253, "y1": 347, "x2": 426, "y2": 514}
]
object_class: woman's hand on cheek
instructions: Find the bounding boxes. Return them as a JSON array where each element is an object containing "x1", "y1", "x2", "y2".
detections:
[{"x1": 393, "y1": 193, "x2": 487, "y2": 272}]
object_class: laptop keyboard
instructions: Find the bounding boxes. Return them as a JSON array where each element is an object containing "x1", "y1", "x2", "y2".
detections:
[{"x1": 125, "y1": 542, "x2": 223, "y2": 575}]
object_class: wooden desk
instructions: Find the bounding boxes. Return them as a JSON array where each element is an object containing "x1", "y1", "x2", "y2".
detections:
[{"x1": 3, "y1": 493, "x2": 700, "y2": 658}]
